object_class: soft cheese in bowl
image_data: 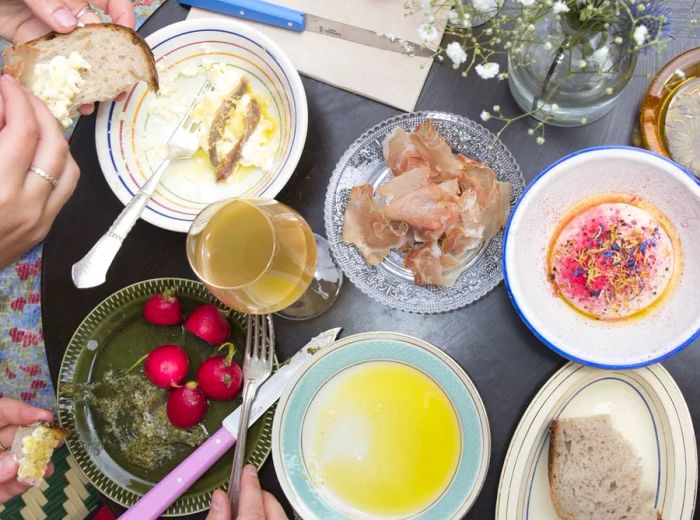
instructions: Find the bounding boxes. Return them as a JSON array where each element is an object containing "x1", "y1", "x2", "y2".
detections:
[
  {"x1": 504, "y1": 146, "x2": 700, "y2": 368},
  {"x1": 95, "y1": 18, "x2": 308, "y2": 233}
]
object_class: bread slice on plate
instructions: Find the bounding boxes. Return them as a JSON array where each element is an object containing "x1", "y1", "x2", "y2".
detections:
[
  {"x1": 548, "y1": 415, "x2": 662, "y2": 520},
  {"x1": 3, "y1": 23, "x2": 158, "y2": 126},
  {"x1": 11, "y1": 421, "x2": 68, "y2": 486}
]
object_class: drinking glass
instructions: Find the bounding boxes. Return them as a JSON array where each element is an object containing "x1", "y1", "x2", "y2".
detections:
[{"x1": 186, "y1": 198, "x2": 341, "y2": 319}]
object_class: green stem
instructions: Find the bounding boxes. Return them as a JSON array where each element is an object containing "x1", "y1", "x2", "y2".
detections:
[{"x1": 127, "y1": 353, "x2": 149, "y2": 374}]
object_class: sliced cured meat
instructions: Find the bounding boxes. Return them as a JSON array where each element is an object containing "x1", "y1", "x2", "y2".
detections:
[
  {"x1": 384, "y1": 185, "x2": 460, "y2": 240},
  {"x1": 377, "y1": 167, "x2": 431, "y2": 202},
  {"x1": 343, "y1": 184, "x2": 408, "y2": 265},
  {"x1": 383, "y1": 128, "x2": 428, "y2": 175},
  {"x1": 410, "y1": 120, "x2": 463, "y2": 180},
  {"x1": 404, "y1": 242, "x2": 461, "y2": 286}
]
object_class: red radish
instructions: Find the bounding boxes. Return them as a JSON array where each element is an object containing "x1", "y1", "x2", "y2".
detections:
[
  {"x1": 184, "y1": 304, "x2": 231, "y2": 345},
  {"x1": 167, "y1": 382, "x2": 207, "y2": 428},
  {"x1": 144, "y1": 290, "x2": 182, "y2": 325},
  {"x1": 197, "y1": 343, "x2": 243, "y2": 400},
  {"x1": 143, "y1": 344, "x2": 189, "y2": 389}
]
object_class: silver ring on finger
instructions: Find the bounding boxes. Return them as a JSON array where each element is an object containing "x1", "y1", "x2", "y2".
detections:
[
  {"x1": 74, "y1": 4, "x2": 97, "y2": 20},
  {"x1": 29, "y1": 166, "x2": 58, "y2": 188}
]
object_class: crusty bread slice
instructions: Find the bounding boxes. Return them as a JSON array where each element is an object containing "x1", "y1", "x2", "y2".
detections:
[
  {"x1": 11, "y1": 421, "x2": 68, "y2": 486},
  {"x1": 549, "y1": 415, "x2": 661, "y2": 520},
  {"x1": 3, "y1": 23, "x2": 157, "y2": 114}
]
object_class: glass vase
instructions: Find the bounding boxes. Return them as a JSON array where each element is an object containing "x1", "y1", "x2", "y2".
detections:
[{"x1": 507, "y1": 13, "x2": 636, "y2": 127}]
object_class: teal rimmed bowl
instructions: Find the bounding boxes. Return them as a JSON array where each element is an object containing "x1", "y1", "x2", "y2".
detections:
[{"x1": 272, "y1": 332, "x2": 490, "y2": 519}]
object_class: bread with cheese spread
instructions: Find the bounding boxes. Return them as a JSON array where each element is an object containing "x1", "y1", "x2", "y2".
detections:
[
  {"x1": 3, "y1": 23, "x2": 158, "y2": 126},
  {"x1": 11, "y1": 421, "x2": 67, "y2": 486}
]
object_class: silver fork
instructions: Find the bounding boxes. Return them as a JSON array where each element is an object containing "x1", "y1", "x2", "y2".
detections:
[
  {"x1": 228, "y1": 314, "x2": 274, "y2": 513},
  {"x1": 71, "y1": 79, "x2": 215, "y2": 289}
]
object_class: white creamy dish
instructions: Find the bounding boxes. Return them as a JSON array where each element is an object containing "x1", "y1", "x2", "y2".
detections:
[
  {"x1": 31, "y1": 51, "x2": 91, "y2": 127},
  {"x1": 141, "y1": 59, "x2": 280, "y2": 197}
]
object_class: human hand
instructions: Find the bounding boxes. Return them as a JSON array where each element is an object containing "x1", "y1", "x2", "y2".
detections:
[
  {"x1": 0, "y1": 0, "x2": 135, "y2": 115},
  {"x1": 0, "y1": 397, "x2": 56, "y2": 503},
  {"x1": 0, "y1": 74, "x2": 80, "y2": 269},
  {"x1": 206, "y1": 464, "x2": 288, "y2": 520}
]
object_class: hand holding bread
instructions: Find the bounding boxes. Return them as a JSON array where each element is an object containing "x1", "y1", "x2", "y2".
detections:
[{"x1": 0, "y1": 397, "x2": 57, "y2": 503}]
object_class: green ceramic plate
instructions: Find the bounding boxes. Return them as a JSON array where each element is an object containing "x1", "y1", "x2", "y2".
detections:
[{"x1": 56, "y1": 278, "x2": 274, "y2": 516}]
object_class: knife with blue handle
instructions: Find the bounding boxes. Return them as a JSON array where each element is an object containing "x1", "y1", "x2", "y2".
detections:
[
  {"x1": 120, "y1": 327, "x2": 342, "y2": 520},
  {"x1": 179, "y1": 0, "x2": 434, "y2": 57}
]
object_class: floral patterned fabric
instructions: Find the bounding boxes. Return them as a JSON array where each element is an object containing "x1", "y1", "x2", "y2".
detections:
[{"x1": 0, "y1": 0, "x2": 165, "y2": 411}]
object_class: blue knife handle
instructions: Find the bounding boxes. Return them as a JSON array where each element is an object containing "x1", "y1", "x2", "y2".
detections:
[{"x1": 180, "y1": 0, "x2": 306, "y2": 31}]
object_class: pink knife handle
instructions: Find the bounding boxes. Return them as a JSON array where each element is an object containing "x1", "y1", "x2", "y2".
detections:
[{"x1": 120, "y1": 427, "x2": 236, "y2": 520}]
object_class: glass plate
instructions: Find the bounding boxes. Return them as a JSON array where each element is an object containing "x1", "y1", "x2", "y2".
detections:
[{"x1": 324, "y1": 111, "x2": 525, "y2": 314}]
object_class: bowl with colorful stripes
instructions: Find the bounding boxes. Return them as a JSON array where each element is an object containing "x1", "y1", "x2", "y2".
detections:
[{"x1": 95, "y1": 17, "x2": 308, "y2": 232}]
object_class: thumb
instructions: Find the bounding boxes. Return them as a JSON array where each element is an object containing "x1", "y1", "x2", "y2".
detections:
[
  {"x1": 205, "y1": 489, "x2": 232, "y2": 520},
  {"x1": 0, "y1": 452, "x2": 18, "y2": 484},
  {"x1": 23, "y1": 0, "x2": 77, "y2": 33}
]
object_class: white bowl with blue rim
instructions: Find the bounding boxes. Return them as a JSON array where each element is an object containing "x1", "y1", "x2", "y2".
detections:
[
  {"x1": 272, "y1": 332, "x2": 490, "y2": 519},
  {"x1": 504, "y1": 146, "x2": 700, "y2": 369},
  {"x1": 95, "y1": 17, "x2": 308, "y2": 233}
]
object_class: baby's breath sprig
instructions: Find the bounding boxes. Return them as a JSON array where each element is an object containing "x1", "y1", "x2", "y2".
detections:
[{"x1": 411, "y1": 0, "x2": 671, "y2": 143}]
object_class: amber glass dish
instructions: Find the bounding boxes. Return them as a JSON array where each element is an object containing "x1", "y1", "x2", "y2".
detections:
[{"x1": 640, "y1": 47, "x2": 700, "y2": 177}]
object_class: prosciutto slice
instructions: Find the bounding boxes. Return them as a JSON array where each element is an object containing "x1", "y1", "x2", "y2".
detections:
[
  {"x1": 383, "y1": 128, "x2": 428, "y2": 175},
  {"x1": 384, "y1": 185, "x2": 460, "y2": 241},
  {"x1": 342, "y1": 119, "x2": 515, "y2": 287},
  {"x1": 343, "y1": 184, "x2": 408, "y2": 265}
]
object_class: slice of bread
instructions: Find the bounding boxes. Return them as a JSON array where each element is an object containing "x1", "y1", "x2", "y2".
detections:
[
  {"x1": 11, "y1": 421, "x2": 68, "y2": 486},
  {"x1": 3, "y1": 23, "x2": 158, "y2": 125},
  {"x1": 549, "y1": 415, "x2": 661, "y2": 520}
]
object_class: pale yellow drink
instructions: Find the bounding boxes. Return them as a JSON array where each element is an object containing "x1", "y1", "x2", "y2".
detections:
[{"x1": 187, "y1": 199, "x2": 317, "y2": 314}]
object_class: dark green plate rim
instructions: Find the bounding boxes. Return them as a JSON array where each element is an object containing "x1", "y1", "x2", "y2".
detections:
[{"x1": 56, "y1": 277, "x2": 274, "y2": 516}]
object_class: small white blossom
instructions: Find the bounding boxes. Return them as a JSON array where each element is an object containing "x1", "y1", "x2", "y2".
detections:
[
  {"x1": 536, "y1": 136, "x2": 545, "y2": 144},
  {"x1": 633, "y1": 24, "x2": 649, "y2": 46},
  {"x1": 580, "y1": 117, "x2": 588, "y2": 124},
  {"x1": 578, "y1": 59, "x2": 587, "y2": 68},
  {"x1": 447, "y1": 9, "x2": 459, "y2": 23},
  {"x1": 614, "y1": 36, "x2": 624, "y2": 44},
  {"x1": 476, "y1": 62, "x2": 500, "y2": 79},
  {"x1": 493, "y1": 104, "x2": 501, "y2": 112},
  {"x1": 605, "y1": 87, "x2": 614, "y2": 94},
  {"x1": 552, "y1": 1, "x2": 570, "y2": 13},
  {"x1": 544, "y1": 41, "x2": 553, "y2": 50},
  {"x1": 497, "y1": 72, "x2": 509, "y2": 80},
  {"x1": 445, "y1": 42, "x2": 467, "y2": 67},
  {"x1": 418, "y1": 23, "x2": 439, "y2": 43},
  {"x1": 472, "y1": 0, "x2": 499, "y2": 13},
  {"x1": 527, "y1": 128, "x2": 535, "y2": 135},
  {"x1": 551, "y1": 103, "x2": 559, "y2": 110},
  {"x1": 480, "y1": 110, "x2": 491, "y2": 121}
]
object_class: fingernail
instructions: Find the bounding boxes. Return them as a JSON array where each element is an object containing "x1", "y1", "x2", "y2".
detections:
[
  {"x1": 210, "y1": 490, "x2": 224, "y2": 511},
  {"x1": 52, "y1": 7, "x2": 76, "y2": 29},
  {"x1": 244, "y1": 464, "x2": 258, "y2": 478}
]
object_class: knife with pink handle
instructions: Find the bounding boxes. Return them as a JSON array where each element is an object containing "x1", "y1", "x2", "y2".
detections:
[{"x1": 120, "y1": 328, "x2": 341, "y2": 520}]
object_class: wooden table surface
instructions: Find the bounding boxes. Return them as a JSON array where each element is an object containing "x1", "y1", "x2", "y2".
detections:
[{"x1": 41, "y1": 1, "x2": 700, "y2": 518}]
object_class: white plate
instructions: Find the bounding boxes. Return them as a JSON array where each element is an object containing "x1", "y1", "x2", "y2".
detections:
[
  {"x1": 95, "y1": 18, "x2": 308, "y2": 232},
  {"x1": 496, "y1": 362, "x2": 697, "y2": 520},
  {"x1": 504, "y1": 146, "x2": 700, "y2": 368}
]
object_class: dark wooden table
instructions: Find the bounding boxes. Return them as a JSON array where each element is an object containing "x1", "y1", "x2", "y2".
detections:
[{"x1": 42, "y1": 1, "x2": 700, "y2": 518}]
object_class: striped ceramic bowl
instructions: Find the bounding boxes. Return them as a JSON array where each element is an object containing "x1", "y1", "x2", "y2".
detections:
[{"x1": 95, "y1": 17, "x2": 308, "y2": 232}]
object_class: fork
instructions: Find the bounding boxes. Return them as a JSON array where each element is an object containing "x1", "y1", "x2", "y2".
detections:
[
  {"x1": 71, "y1": 79, "x2": 215, "y2": 289},
  {"x1": 228, "y1": 314, "x2": 274, "y2": 513}
]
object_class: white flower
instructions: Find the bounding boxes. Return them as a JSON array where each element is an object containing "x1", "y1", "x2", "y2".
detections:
[
  {"x1": 493, "y1": 104, "x2": 501, "y2": 112},
  {"x1": 633, "y1": 24, "x2": 649, "y2": 46},
  {"x1": 551, "y1": 103, "x2": 559, "y2": 110},
  {"x1": 476, "y1": 62, "x2": 500, "y2": 79},
  {"x1": 578, "y1": 59, "x2": 587, "y2": 68},
  {"x1": 447, "y1": 9, "x2": 459, "y2": 23},
  {"x1": 527, "y1": 128, "x2": 535, "y2": 135},
  {"x1": 445, "y1": 42, "x2": 467, "y2": 67},
  {"x1": 536, "y1": 136, "x2": 545, "y2": 144},
  {"x1": 472, "y1": 0, "x2": 499, "y2": 14},
  {"x1": 544, "y1": 41, "x2": 553, "y2": 50},
  {"x1": 552, "y1": 1, "x2": 570, "y2": 14},
  {"x1": 614, "y1": 36, "x2": 624, "y2": 44},
  {"x1": 518, "y1": 0, "x2": 536, "y2": 5},
  {"x1": 418, "y1": 23, "x2": 439, "y2": 43},
  {"x1": 605, "y1": 87, "x2": 613, "y2": 94},
  {"x1": 480, "y1": 110, "x2": 491, "y2": 121}
]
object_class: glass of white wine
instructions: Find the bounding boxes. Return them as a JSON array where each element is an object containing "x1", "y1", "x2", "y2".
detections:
[{"x1": 186, "y1": 198, "x2": 342, "y2": 318}]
